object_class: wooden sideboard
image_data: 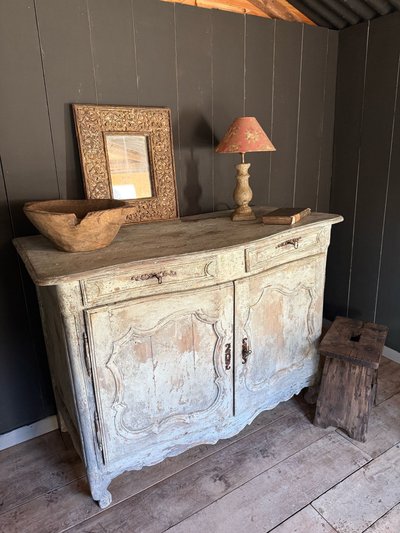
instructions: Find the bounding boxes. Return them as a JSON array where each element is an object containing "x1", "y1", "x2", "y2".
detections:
[{"x1": 14, "y1": 207, "x2": 342, "y2": 508}]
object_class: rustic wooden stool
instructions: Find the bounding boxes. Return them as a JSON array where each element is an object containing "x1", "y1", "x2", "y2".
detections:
[{"x1": 314, "y1": 316, "x2": 388, "y2": 442}]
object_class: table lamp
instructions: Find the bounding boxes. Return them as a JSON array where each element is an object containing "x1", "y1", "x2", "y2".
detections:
[{"x1": 216, "y1": 117, "x2": 275, "y2": 221}]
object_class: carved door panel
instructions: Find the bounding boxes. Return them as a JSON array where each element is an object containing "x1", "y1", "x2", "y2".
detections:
[
  {"x1": 85, "y1": 283, "x2": 233, "y2": 465},
  {"x1": 234, "y1": 255, "x2": 326, "y2": 422}
]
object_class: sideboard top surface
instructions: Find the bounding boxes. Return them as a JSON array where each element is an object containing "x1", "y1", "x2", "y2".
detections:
[{"x1": 14, "y1": 207, "x2": 343, "y2": 286}]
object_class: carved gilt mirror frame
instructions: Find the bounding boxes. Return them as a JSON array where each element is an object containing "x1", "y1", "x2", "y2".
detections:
[{"x1": 73, "y1": 104, "x2": 179, "y2": 224}]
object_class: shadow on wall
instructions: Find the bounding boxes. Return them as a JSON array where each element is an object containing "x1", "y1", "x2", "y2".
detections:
[
  {"x1": 11, "y1": 200, "x2": 38, "y2": 237},
  {"x1": 324, "y1": 302, "x2": 350, "y2": 321},
  {"x1": 324, "y1": 301, "x2": 363, "y2": 323},
  {"x1": 183, "y1": 150, "x2": 202, "y2": 215},
  {"x1": 0, "y1": 240, "x2": 54, "y2": 433},
  {"x1": 64, "y1": 103, "x2": 85, "y2": 200},
  {"x1": 179, "y1": 110, "x2": 216, "y2": 216}
]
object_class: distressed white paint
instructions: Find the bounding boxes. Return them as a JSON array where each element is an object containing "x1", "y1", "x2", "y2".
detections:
[
  {"x1": 86, "y1": 283, "x2": 234, "y2": 465},
  {"x1": 14, "y1": 210, "x2": 342, "y2": 507},
  {"x1": 234, "y1": 254, "x2": 326, "y2": 424}
]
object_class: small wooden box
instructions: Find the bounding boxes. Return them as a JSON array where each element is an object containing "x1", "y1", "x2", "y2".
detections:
[{"x1": 314, "y1": 316, "x2": 388, "y2": 442}]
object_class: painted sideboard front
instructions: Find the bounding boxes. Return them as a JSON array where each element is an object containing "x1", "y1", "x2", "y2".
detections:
[{"x1": 14, "y1": 208, "x2": 342, "y2": 508}]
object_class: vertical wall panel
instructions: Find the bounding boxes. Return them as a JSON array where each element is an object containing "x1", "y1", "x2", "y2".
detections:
[
  {"x1": 348, "y1": 14, "x2": 400, "y2": 320},
  {"x1": 212, "y1": 10, "x2": 244, "y2": 211},
  {"x1": 0, "y1": 164, "x2": 53, "y2": 433},
  {"x1": 327, "y1": 11, "x2": 400, "y2": 352},
  {"x1": 318, "y1": 30, "x2": 338, "y2": 212},
  {"x1": 0, "y1": 0, "x2": 59, "y2": 236},
  {"x1": 0, "y1": 0, "x2": 57, "y2": 432},
  {"x1": 245, "y1": 16, "x2": 274, "y2": 207},
  {"x1": 325, "y1": 23, "x2": 369, "y2": 319},
  {"x1": 87, "y1": 0, "x2": 138, "y2": 105},
  {"x1": 295, "y1": 25, "x2": 327, "y2": 208},
  {"x1": 133, "y1": 0, "x2": 179, "y2": 191},
  {"x1": 134, "y1": 0, "x2": 177, "y2": 109},
  {"x1": 376, "y1": 73, "x2": 400, "y2": 347},
  {"x1": 269, "y1": 20, "x2": 302, "y2": 207},
  {"x1": 175, "y1": 4, "x2": 213, "y2": 215},
  {"x1": 35, "y1": 0, "x2": 97, "y2": 200}
]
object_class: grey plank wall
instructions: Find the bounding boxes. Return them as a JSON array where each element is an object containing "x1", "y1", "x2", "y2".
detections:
[
  {"x1": 325, "y1": 11, "x2": 400, "y2": 350},
  {"x1": 175, "y1": 4, "x2": 214, "y2": 215},
  {"x1": 269, "y1": 21, "x2": 302, "y2": 207},
  {"x1": 213, "y1": 10, "x2": 244, "y2": 211},
  {"x1": 325, "y1": 23, "x2": 369, "y2": 318},
  {"x1": 0, "y1": 0, "x2": 337, "y2": 434},
  {"x1": 244, "y1": 16, "x2": 274, "y2": 206}
]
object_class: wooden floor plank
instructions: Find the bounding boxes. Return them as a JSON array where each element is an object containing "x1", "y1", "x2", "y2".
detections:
[
  {"x1": 270, "y1": 505, "x2": 337, "y2": 533},
  {"x1": 376, "y1": 359, "x2": 400, "y2": 404},
  {"x1": 337, "y1": 392, "x2": 400, "y2": 458},
  {"x1": 379, "y1": 356, "x2": 391, "y2": 366},
  {"x1": 166, "y1": 433, "x2": 370, "y2": 533},
  {"x1": 366, "y1": 503, "x2": 400, "y2": 532},
  {"x1": 0, "y1": 431, "x2": 83, "y2": 515},
  {"x1": 313, "y1": 444, "x2": 400, "y2": 533},
  {"x1": 61, "y1": 408, "x2": 334, "y2": 533},
  {"x1": 0, "y1": 402, "x2": 294, "y2": 532},
  {"x1": 1, "y1": 362, "x2": 398, "y2": 533}
]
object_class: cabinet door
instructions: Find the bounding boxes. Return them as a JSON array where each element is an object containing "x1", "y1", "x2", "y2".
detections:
[
  {"x1": 85, "y1": 283, "x2": 233, "y2": 466},
  {"x1": 234, "y1": 255, "x2": 325, "y2": 422}
]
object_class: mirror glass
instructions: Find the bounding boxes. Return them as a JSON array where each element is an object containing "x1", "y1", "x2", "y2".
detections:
[{"x1": 104, "y1": 133, "x2": 153, "y2": 200}]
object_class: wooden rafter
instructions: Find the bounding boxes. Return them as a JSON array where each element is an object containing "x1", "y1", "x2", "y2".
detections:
[
  {"x1": 161, "y1": 0, "x2": 315, "y2": 25},
  {"x1": 161, "y1": 0, "x2": 269, "y2": 18},
  {"x1": 247, "y1": 0, "x2": 314, "y2": 24}
]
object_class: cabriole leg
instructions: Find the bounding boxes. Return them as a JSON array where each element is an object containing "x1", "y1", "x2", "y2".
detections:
[
  {"x1": 97, "y1": 489, "x2": 112, "y2": 509},
  {"x1": 88, "y1": 472, "x2": 113, "y2": 509}
]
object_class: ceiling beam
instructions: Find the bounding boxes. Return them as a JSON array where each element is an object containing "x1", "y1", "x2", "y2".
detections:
[
  {"x1": 161, "y1": 0, "x2": 271, "y2": 18},
  {"x1": 247, "y1": 0, "x2": 315, "y2": 24},
  {"x1": 161, "y1": 0, "x2": 315, "y2": 24}
]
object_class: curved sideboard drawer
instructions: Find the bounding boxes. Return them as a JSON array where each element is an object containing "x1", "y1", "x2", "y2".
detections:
[
  {"x1": 80, "y1": 254, "x2": 220, "y2": 305},
  {"x1": 245, "y1": 225, "x2": 331, "y2": 274}
]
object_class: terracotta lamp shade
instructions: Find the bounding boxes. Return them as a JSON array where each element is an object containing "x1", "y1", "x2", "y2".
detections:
[
  {"x1": 216, "y1": 116, "x2": 275, "y2": 155},
  {"x1": 216, "y1": 117, "x2": 275, "y2": 221}
]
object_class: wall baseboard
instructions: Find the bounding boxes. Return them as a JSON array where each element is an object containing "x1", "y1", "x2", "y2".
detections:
[
  {"x1": 383, "y1": 345, "x2": 400, "y2": 364},
  {"x1": 0, "y1": 415, "x2": 59, "y2": 452}
]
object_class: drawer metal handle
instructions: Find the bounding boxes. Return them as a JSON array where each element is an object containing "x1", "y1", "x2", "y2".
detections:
[
  {"x1": 242, "y1": 338, "x2": 252, "y2": 364},
  {"x1": 131, "y1": 270, "x2": 177, "y2": 285},
  {"x1": 225, "y1": 343, "x2": 232, "y2": 370},
  {"x1": 276, "y1": 237, "x2": 301, "y2": 250}
]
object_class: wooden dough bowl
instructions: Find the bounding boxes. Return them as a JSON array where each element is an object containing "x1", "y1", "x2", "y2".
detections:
[{"x1": 24, "y1": 199, "x2": 128, "y2": 252}]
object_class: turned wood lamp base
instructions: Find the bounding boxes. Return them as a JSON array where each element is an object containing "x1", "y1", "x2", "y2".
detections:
[
  {"x1": 231, "y1": 205, "x2": 256, "y2": 221},
  {"x1": 215, "y1": 117, "x2": 276, "y2": 220},
  {"x1": 231, "y1": 160, "x2": 256, "y2": 221}
]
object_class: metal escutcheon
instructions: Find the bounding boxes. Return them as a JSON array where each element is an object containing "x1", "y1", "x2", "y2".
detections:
[
  {"x1": 242, "y1": 337, "x2": 252, "y2": 364},
  {"x1": 225, "y1": 343, "x2": 231, "y2": 370}
]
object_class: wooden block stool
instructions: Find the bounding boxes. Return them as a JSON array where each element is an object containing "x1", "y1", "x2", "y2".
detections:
[{"x1": 314, "y1": 316, "x2": 388, "y2": 442}]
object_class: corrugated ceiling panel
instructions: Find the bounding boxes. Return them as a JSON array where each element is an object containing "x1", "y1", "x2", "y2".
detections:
[{"x1": 289, "y1": 0, "x2": 400, "y2": 28}]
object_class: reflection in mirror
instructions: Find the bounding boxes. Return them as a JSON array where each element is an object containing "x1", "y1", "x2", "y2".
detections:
[{"x1": 104, "y1": 133, "x2": 153, "y2": 200}]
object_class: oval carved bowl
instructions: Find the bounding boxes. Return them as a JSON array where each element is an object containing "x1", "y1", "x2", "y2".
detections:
[{"x1": 24, "y1": 199, "x2": 129, "y2": 253}]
